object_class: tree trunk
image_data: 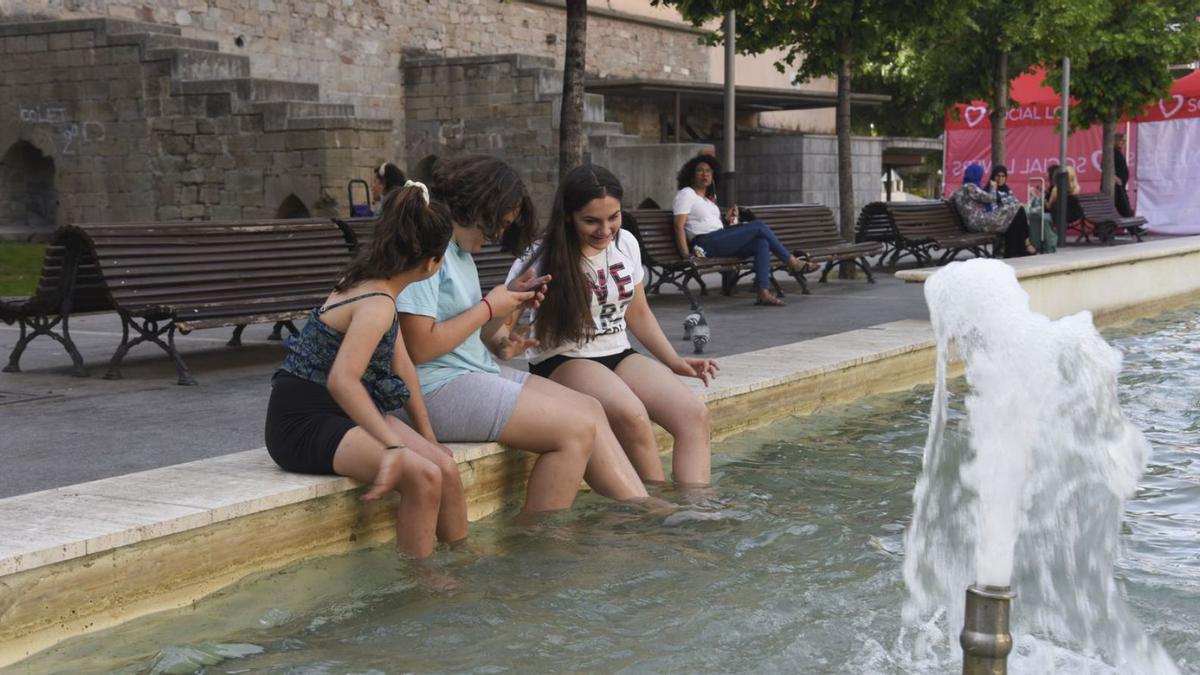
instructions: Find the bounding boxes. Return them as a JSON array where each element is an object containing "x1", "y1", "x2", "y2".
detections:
[
  {"x1": 558, "y1": 0, "x2": 588, "y2": 179},
  {"x1": 836, "y1": 51, "x2": 855, "y2": 278},
  {"x1": 1100, "y1": 110, "x2": 1117, "y2": 195},
  {"x1": 990, "y1": 50, "x2": 1008, "y2": 168}
]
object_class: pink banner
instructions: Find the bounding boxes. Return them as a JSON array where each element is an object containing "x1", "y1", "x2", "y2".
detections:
[{"x1": 944, "y1": 126, "x2": 1113, "y2": 202}]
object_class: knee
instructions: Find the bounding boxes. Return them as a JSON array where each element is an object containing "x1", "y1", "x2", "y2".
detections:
[
  {"x1": 610, "y1": 399, "x2": 652, "y2": 436},
  {"x1": 689, "y1": 397, "x2": 710, "y2": 430},
  {"x1": 404, "y1": 456, "x2": 443, "y2": 502},
  {"x1": 570, "y1": 397, "x2": 606, "y2": 445},
  {"x1": 435, "y1": 446, "x2": 464, "y2": 490}
]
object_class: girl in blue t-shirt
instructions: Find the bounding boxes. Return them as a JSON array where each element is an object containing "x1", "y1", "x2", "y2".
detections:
[
  {"x1": 265, "y1": 185, "x2": 464, "y2": 559},
  {"x1": 395, "y1": 156, "x2": 649, "y2": 513}
]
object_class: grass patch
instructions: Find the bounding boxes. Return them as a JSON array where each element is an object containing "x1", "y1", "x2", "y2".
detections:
[{"x1": 0, "y1": 242, "x2": 46, "y2": 296}]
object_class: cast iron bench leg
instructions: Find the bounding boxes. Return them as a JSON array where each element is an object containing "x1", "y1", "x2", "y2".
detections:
[
  {"x1": 168, "y1": 325, "x2": 197, "y2": 386},
  {"x1": 3, "y1": 314, "x2": 88, "y2": 377},
  {"x1": 2, "y1": 317, "x2": 29, "y2": 373},
  {"x1": 269, "y1": 321, "x2": 297, "y2": 341},
  {"x1": 856, "y1": 257, "x2": 877, "y2": 283},
  {"x1": 227, "y1": 324, "x2": 247, "y2": 347}
]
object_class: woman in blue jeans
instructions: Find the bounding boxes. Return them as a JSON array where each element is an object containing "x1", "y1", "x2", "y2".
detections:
[{"x1": 671, "y1": 155, "x2": 817, "y2": 306}]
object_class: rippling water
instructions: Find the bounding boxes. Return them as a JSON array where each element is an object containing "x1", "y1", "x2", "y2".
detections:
[{"x1": 22, "y1": 305, "x2": 1200, "y2": 674}]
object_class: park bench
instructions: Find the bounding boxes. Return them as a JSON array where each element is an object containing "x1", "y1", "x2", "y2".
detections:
[
  {"x1": 335, "y1": 216, "x2": 516, "y2": 293},
  {"x1": 748, "y1": 203, "x2": 882, "y2": 287},
  {"x1": 876, "y1": 201, "x2": 995, "y2": 265},
  {"x1": 623, "y1": 209, "x2": 747, "y2": 306},
  {"x1": 1, "y1": 227, "x2": 110, "y2": 377},
  {"x1": 80, "y1": 218, "x2": 353, "y2": 385},
  {"x1": 1070, "y1": 193, "x2": 1147, "y2": 245},
  {"x1": 856, "y1": 202, "x2": 903, "y2": 267}
]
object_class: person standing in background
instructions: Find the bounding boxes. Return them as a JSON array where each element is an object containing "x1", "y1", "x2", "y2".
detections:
[{"x1": 1113, "y1": 133, "x2": 1134, "y2": 219}]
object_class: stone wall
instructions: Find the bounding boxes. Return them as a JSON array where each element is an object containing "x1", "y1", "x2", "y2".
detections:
[
  {"x1": 0, "y1": 19, "x2": 389, "y2": 235},
  {"x1": 2, "y1": 0, "x2": 712, "y2": 169},
  {"x1": 737, "y1": 134, "x2": 883, "y2": 224}
]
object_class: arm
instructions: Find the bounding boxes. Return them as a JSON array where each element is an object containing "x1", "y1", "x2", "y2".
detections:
[
  {"x1": 399, "y1": 303, "x2": 492, "y2": 365},
  {"x1": 326, "y1": 300, "x2": 409, "y2": 449},
  {"x1": 400, "y1": 280, "x2": 540, "y2": 364},
  {"x1": 673, "y1": 213, "x2": 690, "y2": 258},
  {"x1": 390, "y1": 326, "x2": 436, "y2": 443},
  {"x1": 625, "y1": 284, "x2": 718, "y2": 386}
]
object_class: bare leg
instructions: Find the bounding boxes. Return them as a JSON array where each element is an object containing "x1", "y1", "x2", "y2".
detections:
[
  {"x1": 615, "y1": 354, "x2": 712, "y2": 485},
  {"x1": 385, "y1": 418, "x2": 468, "y2": 544},
  {"x1": 331, "y1": 427, "x2": 442, "y2": 558},
  {"x1": 547, "y1": 359, "x2": 665, "y2": 482},
  {"x1": 521, "y1": 373, "x2": 650, "y2": 501},
  {"x1": 497, "y1": 384, "x2": 594, "y2": 512}
]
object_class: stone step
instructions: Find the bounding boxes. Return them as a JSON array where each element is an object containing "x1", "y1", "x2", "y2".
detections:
[
  {"x1": 0, "y1": 17, "x2": 181, "y2": 39},
  {"x1": 174, "y1": 78, "x2": 322, "y2": 104},
  {"x1": 251, "y1": 101, "x2": 359, "y2": 131},
  {"x1": 107, "y1": 32, "x2": 221, "y2": 54},
  {"x1": 550, "y1": 93, "x2": 608, "y2": 127},
  {"x1": 589, "y1": 133, "x2": 644, "y2": 150},
  {"x1": 145, "y1": 47, "x2": 250, "y2": 81},
  {"x1": 285, "y1": 117, "x2": 393, "y2": 131}
]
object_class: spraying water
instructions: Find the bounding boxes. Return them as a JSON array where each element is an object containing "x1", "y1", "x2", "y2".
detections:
[{"x1": 902, "y1": 258, "x2": 1176, "y2": 672}]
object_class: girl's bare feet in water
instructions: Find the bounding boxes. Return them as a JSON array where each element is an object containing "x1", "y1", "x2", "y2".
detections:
[
  {"x1": 397, "y1": 552, "x2": 462, "y2": 593},
  {"x1": 755, "y1": 288, "x2": 786, "y2": 306}
]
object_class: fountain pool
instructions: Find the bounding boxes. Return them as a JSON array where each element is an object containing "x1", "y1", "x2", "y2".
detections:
[{"x1": 17, "y1": 304, "x2": 1200, "y2": 674}]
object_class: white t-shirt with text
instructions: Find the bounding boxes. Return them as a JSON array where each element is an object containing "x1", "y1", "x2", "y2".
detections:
[
  {"x1": 672, "y1": 187, "x2": 723, "y2": 240},
  {"x1": 506, "y1": 232, "x2": 645, "y2": 365}
]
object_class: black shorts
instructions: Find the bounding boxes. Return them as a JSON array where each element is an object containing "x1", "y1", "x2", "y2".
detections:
[
  {"x1": 528, "y1": 348, "x2": 639, "y2": 379},
  {"x1": 265, "y1": 371, "x2": 356, "y2": 475}
]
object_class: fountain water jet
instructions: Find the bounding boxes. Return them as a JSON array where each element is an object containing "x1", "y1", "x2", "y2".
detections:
[{"x1": 902, "y1": 259, "x2": 1177, "y2": 673}]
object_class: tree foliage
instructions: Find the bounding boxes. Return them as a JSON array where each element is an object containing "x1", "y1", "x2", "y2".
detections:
[{"x1": 1047, "y1": 1, "x2": 1200, "y2": 129}]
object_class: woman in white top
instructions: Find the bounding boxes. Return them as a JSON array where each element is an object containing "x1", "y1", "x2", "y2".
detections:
[
  {"x1": 672, "y1": 155, "x2": 817, "y2": 306},
  {"x1": 508, "y1": 164, "x2": 718, "y2": 485}
]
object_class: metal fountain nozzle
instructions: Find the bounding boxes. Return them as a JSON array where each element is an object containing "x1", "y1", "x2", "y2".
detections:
[{"x1": 961, "y1": 584, "x2": 1015, "y2": 675}]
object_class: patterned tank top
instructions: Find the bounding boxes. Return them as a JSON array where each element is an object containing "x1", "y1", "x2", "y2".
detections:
[{"x1": 279, "y1": 292, "x2": 410, "y2": 410}]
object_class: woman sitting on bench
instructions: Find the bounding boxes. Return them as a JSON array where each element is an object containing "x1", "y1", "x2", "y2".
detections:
[
  {"x1": 393, "y1": 155, "x2": 651, "y2": 514},
  {"x1": 264, "y1": 183, "x2": 465, "y2": 559},
  {"x1": 950, "y1": 164, "x2": 1036, "y2": 257},
  {"x1": 671, "y1": 155, "x2": 818, "y2": 307},
  {"x1": 507, "y1": 164, "x2": 719, "y2": 486}
]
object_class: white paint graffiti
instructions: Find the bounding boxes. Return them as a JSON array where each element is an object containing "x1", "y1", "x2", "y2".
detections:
[{"x1": 17, "y1": 106, "x2": 105, "y2": 155}]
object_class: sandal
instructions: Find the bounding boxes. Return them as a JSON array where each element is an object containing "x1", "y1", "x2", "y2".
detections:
[
  {"x1": 755, "y1": 290, "x2": 786, "y2": 306},
  {"x1": 790, "y1": 258, "x2": 822, "y2": 274}
]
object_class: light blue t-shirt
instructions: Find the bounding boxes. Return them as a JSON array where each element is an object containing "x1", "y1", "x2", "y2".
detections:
[{"x1": 396, "y1": 239, "x2": 499, "y2": 394}]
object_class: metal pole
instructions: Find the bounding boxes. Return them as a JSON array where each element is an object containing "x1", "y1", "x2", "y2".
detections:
[
  {"x1": 674, "y1": 91, "x2": 682, "y2": 143},
  {"x1": 1055, "y1": 56, "x2": 1070, "y2": 244},
  {"x1": 961, "y1": 584, "x2": 1015, "y2": 674},
  {"x1": 723, "y1": 10, "x2": 736, "y2": 207}
]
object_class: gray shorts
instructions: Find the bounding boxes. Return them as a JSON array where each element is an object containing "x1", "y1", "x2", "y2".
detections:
[{"x1": 393, "y1": 366, "x2": 530, "y2": 442}]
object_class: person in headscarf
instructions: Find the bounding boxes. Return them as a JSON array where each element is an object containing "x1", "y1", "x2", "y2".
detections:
[{"x1": 949, "y1": 164, "x2": 1036, "y2": 257}]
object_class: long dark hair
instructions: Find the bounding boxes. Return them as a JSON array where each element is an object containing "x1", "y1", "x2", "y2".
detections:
[
  {"x1": 429, "y1": 155, "x2": 536, "y2": 255},
  {"x1": 375, "y1": 162, "x2": 406, "y2": 196},
  {"x1": 334, "y1": 185, "x2": 452, "y2": 292},
  {"x1": 526, "y1": 164, "x2": 624, "y2": 349},
  {"x1": 676, "y1": 154, "x2": 721, "y2": 199}
]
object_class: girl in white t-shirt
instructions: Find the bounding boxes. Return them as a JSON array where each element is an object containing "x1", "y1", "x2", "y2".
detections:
[
  {"x1": 508, "y1": 165, "x2": 718, "y2": 486},
  {"x1": 672, "y1": 155, "x2": 818, "y2": 306}
]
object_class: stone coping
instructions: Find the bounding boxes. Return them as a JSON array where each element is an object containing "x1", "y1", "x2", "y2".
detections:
[
  {"x1": 894, "y1": 234, "x2": 1200, "y2": 282},
  {"x1": 0, "y1": 320, "x2": 935, "y2": 579}
]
